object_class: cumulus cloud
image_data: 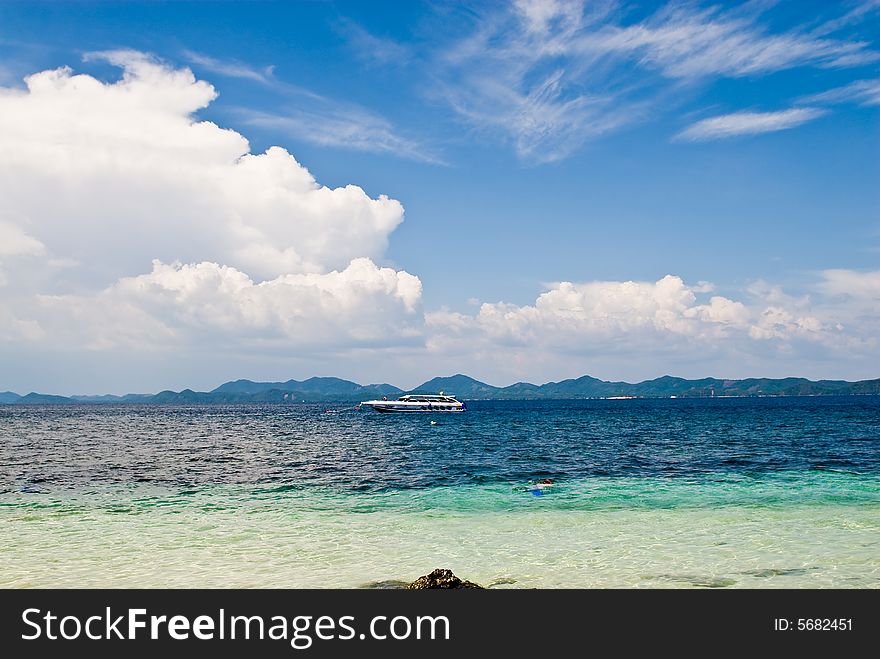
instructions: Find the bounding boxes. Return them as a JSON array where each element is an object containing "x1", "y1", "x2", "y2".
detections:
[
  {"x1": 0, "y1": 50, "x2": 876, "y2": 389},
  {"x1": 420, "y1": 267, "x2": 880, "y2": 384},
  {"x1": 0, "y1": 222, "x2": 45, "y2": 258},
  {"x1": 817, "y1": 269, "x2": 880, "y2": 298},
  {"x1": 425, "y1": 274, "x2": 863, "y2": 378},
  {"x1": 429, "y1": 276, "x2": 756, "y2": 347},
  {"x1": 35, "y1": 258, "x2": 422, "y2": 351},
  {"x1": 674, "y1": 108, "x2": 827, "y2": 141},
  {"x1": 748, "y1": 307, "x2": 826, "y2": 341},
  {"x1": 0, "y1": 52, "x2": 423, "y2": 355},
  {"x1": 0, "y1": 50, "x2": 405, "y2": 283}
]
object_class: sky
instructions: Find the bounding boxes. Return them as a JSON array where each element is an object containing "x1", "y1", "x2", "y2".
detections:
[{"x1": 0, "y1": 0, "x2": 878, "y2": 394}]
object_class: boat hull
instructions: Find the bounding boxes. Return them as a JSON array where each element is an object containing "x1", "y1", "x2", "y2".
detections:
[{"x1": 362, "y1": 403, "x2": 465, "y2": 413}]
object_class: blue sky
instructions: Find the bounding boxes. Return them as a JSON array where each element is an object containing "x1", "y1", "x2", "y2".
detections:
[{"x1": 0, "y1": 1, "x2": 878, "y2": 393}]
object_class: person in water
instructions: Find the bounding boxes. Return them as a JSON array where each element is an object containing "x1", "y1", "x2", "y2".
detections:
[{"x1": 524, "y1": 478, "x2": 555, "y2": 496}]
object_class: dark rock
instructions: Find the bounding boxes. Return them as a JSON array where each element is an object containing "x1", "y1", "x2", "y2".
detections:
[{"x1": 407, "y1": 568, "x2": 483, "y2": 589}]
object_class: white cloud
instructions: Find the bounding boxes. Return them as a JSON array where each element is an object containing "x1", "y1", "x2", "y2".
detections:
[
  {"x1": 0, "y1": 221, "x2": 47, "y2": 289},
  {"x1": 0, "y1": 309, "x2": 44, "y2": 342},
  {"x1": 179, "y1": 48, "x2": 438, "y2": 163},
  {"x1": 433, "y1": 1, "x2": 639, "y2": 163},
  {"x1": 675, "y1": 108, "x2": 826, "y2": 141},
  {"x1": 0, "y1": 222, "x2": 45, "y2": 257},
  {"x1": 812, "y1": 0, "x2": 880, "y2": 37},
  {"x1": 241, "y1": 108, "x2": 444, "y2": 165},
  {"x1": 0, "y1": 52, "x2": 423, "y2": 356},
  {"x1": 818, "y1": 269, "x2": 880, "y2": 298},
  {"x1": 430, "y1": 2, "x2": 876, "y2": 161},
  {"x1": 588, "y1": 4, "x2": 879, "y2": 79},
  {"x1": 336, "y1": 19, "x2": 411, "y2": 66},
  {"x1": 425, "y1": 274, "x2": 866, "y2": 381},
  {"x1": 469, "y1": 275, "x2": 754, "y2": 344},
  {"x1": 801, "y1": 78, "x2": 880, "y2": 107},
  {"x1": 432, "y1": 263, "x2": 880, "y2": 384},
  {"x1": 35, "y1": 258, "x2": 422, "y2": 351},
  {"x1": 515, "y1": 0, "x2": 586, "y2": 35},
  {"x1": 182, "y1": 50, "x2": 276, "y2": 85},
  {"x1": 748, "y1": 306, "x2": 826, "y2": 341},
  {"x1": 0, "y1": 51, "x2": 406, "y2": 282},
  {"x1": 746, "y1": 280, "x2": 812, "y2": 309},
  {"x1": 689, "y1": 295, "x2": 750, "y2": 326},
  {"x1": 0, "y1": 49, "x2": 877, "y2": 389}
]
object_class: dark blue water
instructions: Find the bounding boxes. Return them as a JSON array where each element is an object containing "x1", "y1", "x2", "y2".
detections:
[{"x1": 2, "y1": 397, "x2": 878, "y2": 493}]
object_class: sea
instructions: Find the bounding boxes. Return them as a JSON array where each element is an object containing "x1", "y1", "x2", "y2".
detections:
[{"x1": 1, "y1": 397, "x2": 878, "y2": 588}]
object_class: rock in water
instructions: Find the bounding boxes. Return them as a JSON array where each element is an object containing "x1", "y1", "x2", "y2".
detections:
[{"x1": 407, "y1": 568, "x2": 483, "y2": 589}]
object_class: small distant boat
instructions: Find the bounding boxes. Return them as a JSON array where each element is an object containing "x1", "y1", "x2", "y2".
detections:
[{"x1": 358, "y1": 393, "x2": 466, "y2": 413}]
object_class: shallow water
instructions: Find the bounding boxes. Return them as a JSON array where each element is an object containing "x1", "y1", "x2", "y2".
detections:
[{"x1": 1, "y1": 398, "x2": 879, "y2": 587}]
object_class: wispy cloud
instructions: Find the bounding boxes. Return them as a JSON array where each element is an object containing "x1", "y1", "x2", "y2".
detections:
[
  {"x1": 426, "y1": 1, "x2": 877, "y2": 162},
  {"x1": 179, "y1": 50, "x2": 440, "y2": 163},
  {"x1": 811, "y1": 0, "x2": 880, "y2": 37},
  {"x1": 439, "y1": 63, "x2": 645, "y2": 163},
  {"x1": 182, "y1": 50, "x2": 276, "y2": 85},
  {"x1": 430, "y1": 1, "x2": 644, "y2": 163},
  {"x1": 801, "y1": 78, "x2": 880, "y2": 106},
  {"x1": 240, "y1": 107, "x2": 444, "y2": 165},
  {"x1": 336, "y1": 19, "x2": 411, "y2": 66},
  {"x1": 674, "y1": 108, "x2": 827, "y2": 141},
  {"x1": 0, "y1": 63, "x2": 15, "y2": 86},
  {"x1": 584, "y1": 3, "x2": 880, "y2": 79}
]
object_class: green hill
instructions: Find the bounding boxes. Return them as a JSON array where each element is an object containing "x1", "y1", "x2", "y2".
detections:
[{"x1": 3, "y1": 374, "x2": 879, "y2": 404}]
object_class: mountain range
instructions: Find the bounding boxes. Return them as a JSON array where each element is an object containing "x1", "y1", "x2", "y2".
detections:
[{"x1": 2, "y1": 373, "x2": 880, "y2": 404}]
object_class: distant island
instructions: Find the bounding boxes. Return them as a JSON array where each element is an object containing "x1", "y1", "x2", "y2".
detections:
[{"x1": 2, "y1": 373, "x2": 880, "y2": 405}]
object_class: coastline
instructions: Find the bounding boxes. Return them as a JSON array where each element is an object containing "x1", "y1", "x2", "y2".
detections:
[{"x1": 5, "y1": 373, "x2": 880, "y2": 405}]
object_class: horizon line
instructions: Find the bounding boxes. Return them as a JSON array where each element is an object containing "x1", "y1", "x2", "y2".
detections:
[{"x1": 3, "y1": 371, "x2": 879, "y2": 399}]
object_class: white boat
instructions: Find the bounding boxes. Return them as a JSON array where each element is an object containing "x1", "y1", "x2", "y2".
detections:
[{"x1": 358, "y1": 393, "x2": 466, "y2": 413}]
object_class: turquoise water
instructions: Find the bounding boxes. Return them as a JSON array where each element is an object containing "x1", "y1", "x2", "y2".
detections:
[
  {"x1": 1, "y1": 398, "x2": 879, "y2": 587},
  {"x1": 1, "y1": 472, "x2": 878, "y2": 588}
]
